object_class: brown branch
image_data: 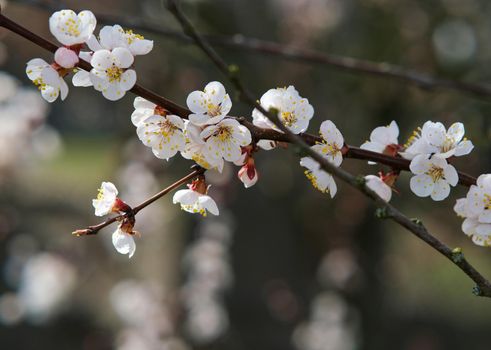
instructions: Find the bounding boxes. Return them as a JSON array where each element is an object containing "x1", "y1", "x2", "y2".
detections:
[
  {"x1": 12, "y1": 0, "x2": 491, "y2": 100},
  {"x1": 72, "y1": 167, "x2": 205, "y2": 236},
  {"x1": 165, "y1": 0, "x2": 491, "y2": 298}
]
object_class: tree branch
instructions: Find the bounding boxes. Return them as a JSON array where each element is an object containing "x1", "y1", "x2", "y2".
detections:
[
  {"x1": 165, "y1": 0, "x2": 491, "y2": 297},
  {"x1": 72, "y1": 167, "x2": 205, "y2": 236}
]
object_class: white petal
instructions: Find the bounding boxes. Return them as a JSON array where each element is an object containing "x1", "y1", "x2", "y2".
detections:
[
  {"x1": 112, "y1": 228, "x2": 136, "y2": 258},
  {"x1": 199, "y1": 195, "x2": 219, "y2": 215},
  {"x1": 443, "y1": 164, "x2": 459, "y2": 187},
  {"x1": 431, "y1": 179, "x2": 450, "y2": 201},
  {"x1": 72, "y1": 70, "x2": 92, "y2": 87},
  {"x1": 410, "y1": 174, "x2": 434, "y2": 197},
  {"x1": 112, "y1": 47, "x2": 134, "y2": 68}
]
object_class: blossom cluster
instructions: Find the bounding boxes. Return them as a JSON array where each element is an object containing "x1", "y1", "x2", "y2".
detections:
[
  {"x1": 26, "y1": 10, "x2": 153, "y2": 102},
  {"x1": 28, "y1": 9, "x2": 486, "y2": 257}
]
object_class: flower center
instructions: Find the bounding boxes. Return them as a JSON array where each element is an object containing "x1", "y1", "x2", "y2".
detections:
[
  {"x1": 157, "y1": 120, "x2": 177, "y2": 137},
  {"x1": 32, "y1": 78, "x2": 47, "y2": 91},
  {"x1": 281, "y1": 111, "x2": 297, "y2": 127},
  {"x1": 427, "y1": 166, "x2": 444, "y2": 182},
  {"x1": 106, "y1": 65, "x2": 124, "y2": 82},
  {"x1": 207, "y1": 103, "x2": 222, "y2": 117},
  {"x1": 63, "y1": 18, "x2": 81, "y2": 37},
  {"x1": 125, "y1": 29, "x2": 145, "y2": 44},
  {"x1": 320, "y1": 142, "x2": 340, "y2": 156},
  {"x1": 96, "y1": 187, "x2": 105, "y2": 200},
  {"x1": 215, "y1": 126, "x2": 232, "y2": 142}
]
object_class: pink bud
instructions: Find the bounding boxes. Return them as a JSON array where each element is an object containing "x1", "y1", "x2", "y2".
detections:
[
  {"x1": 238, "y1": 160, "x2": 258, "y2": 188},
  {"x1": 54, "y1": 47, "x2": 79, "y2": 69}
]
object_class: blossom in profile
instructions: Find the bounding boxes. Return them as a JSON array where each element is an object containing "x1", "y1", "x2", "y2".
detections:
[
  {"x1": 136, "y1": 113, "x2": 186, "y2": 160},
  {"x1": 92, "y1": 182, "x2": 119, "y2": 216},
  {"x1": 112, "y1": 223, "x2": 137, "y2": 258},
  {"x1": 26, "y1": 58, "x2": 68, "y2": 102},
  {"x1": 49, "y1": 9, "x2": 97, "y2": 46},
  {"x1": 186, "y1": 81, "x2": 232, "y2": 126},
  {"x1": 454, "y1": 174, "x2": 491, "y2": 247},
  {"x1": 402, "y1": 121, "x2": 474, "y2": 160},
  {"x1": 312, "y1": 120, "x2": 344, "y2": 167},
  {"x1": 173, "y1": 178, "x2": 219, "y2": 216},
  {"x1": 409, "y1": 154, "x2": 458, "y2": 201},
  {"x1": 300, "y1": 157, "x2": 337, "y2": 198},
  {"x1": 89, "y1": 48, "x2": 136, "y2": 100},
  {"x1": 237, "y1": 152, "x2": 258, "y2": 188},
  {"x1": 360, "y1": 120, "x2": 400, "y2": 163},
  {"x1": 365, "y1": 175, "x2": 392, "y2": 202},
  {"x1": 200, "y1": 119, "x2": 252, "y2": 163},
  {"x1": 252, "y1": 85, "x2": 314, "y2": 134}
]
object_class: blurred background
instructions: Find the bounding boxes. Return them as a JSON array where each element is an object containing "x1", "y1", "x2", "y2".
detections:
[{"x1": 1, "y1": 0, "x2": 491, "y2": 349}]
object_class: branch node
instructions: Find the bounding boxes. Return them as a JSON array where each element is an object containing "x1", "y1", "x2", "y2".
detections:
[
  {"x1": 472, "y1": 285, "x2": 483, "y2": 296},
  {"x1": 451, "y1": 247, "x2": 465, "y2": 263},
  {"x1": 354, "y1": 175, "x2": 366, "y2": 187},
  {"x1": 375, "y1": 207, "x2": 392, "y2": 219},
  {"x1": 410, "y1": 218, "x2": 423, "y2": 226},
  {"x1": 228, "y1": 64, "x2": 239, "y2": 77}
]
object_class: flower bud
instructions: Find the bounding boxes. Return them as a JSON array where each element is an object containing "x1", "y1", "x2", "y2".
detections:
[{"x1": 54, "y1": 47, "x2": 79, "y2": 69}]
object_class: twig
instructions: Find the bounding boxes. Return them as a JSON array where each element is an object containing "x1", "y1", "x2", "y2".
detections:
[
  {"x1": 73, "y1": 167, "x2": 205, "y2": 236},
  {"x1": 12, "y1": 0, "x2": 491, "y2": 100},
  {"x1": 165, "y1": 0, "x2": 491, "y2": 297}
]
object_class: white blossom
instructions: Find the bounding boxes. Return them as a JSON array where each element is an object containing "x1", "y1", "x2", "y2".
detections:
[
  {"x1": 173, "y1": 184, "x2": 219, "y2": 217},
  {"x1": 181, "y1": 122, "x2": 224, "y2": 172},
  {"x1": 112, "y1": 225, "x2": 136, "y2": 258},
  {"x1": 365, "y1": 175, "x2": 392, "y2": 202},
  {"x1": 360, "y1": 120, "x2": 399, "y2": 164},
  {"x1": 402, "y1": 121, "x2": 474, "y2": 159},
  {"x1": 454, "y1": 174, "x2": 491, "y2": 247},
  {"x1": 89, "y1": 48, "x2": 136, "y2": 100},
  {"x1": 201, "y1": 119, "x2": 252, "y2": 163},
  {"x1": 312, "y1": 120, "x2": 344, "y2": 167},
  {"x1": 136, "y1": 114, "x2": 186, "y2": 160},
  {"x1": 92, "y1": 181, "x2": 118, "y2": 216},
  {"x1": 26, "y1": 58, "x2": 68, "y2": 102},
  {"x1": 186, "y1": 81, "x2": 232, "y2": 126},
  {"x1": 409, "y1": 154, "x2": 458, "y2": 201},
  {"x1": 87, "y1": 25, "x2": 153, "y2": 56},
  {"x1": 300, "y1": 157, "x2": 337, "y2": 198},
  {"x1": 252, "y1": 85, "x2": 314, "y2": 134},
  {"x1": 49, "y1": 9, "x2": 96, "y2": 46}
]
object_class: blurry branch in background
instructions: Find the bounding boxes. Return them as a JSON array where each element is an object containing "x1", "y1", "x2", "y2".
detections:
[
  {"x1": 72, "y1": 167, "x2": 205, "y2": 236},
  {"x1": 12, "y1": 0, "x2": 491, "y2": 100},
  {"x1": 165, "y1": 0, "x2": 491, "y2": 298},
  {"x1": 0, "y1": 9, "x2": 477, "y2": 187}
]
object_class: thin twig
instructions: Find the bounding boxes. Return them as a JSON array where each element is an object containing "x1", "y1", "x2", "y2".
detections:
[
  {"x1": 73, "y1": 167, "x2": 205, "y2": 236},
  {"x1": 12, "y1": 0, "x2": 491, "y2": 99},
  {"x1": 0, "y1": 9, "x2": 477, "y2": 187},
  {"x1": 165, "y1": 0, "x2": 491, "y2": 297}
]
